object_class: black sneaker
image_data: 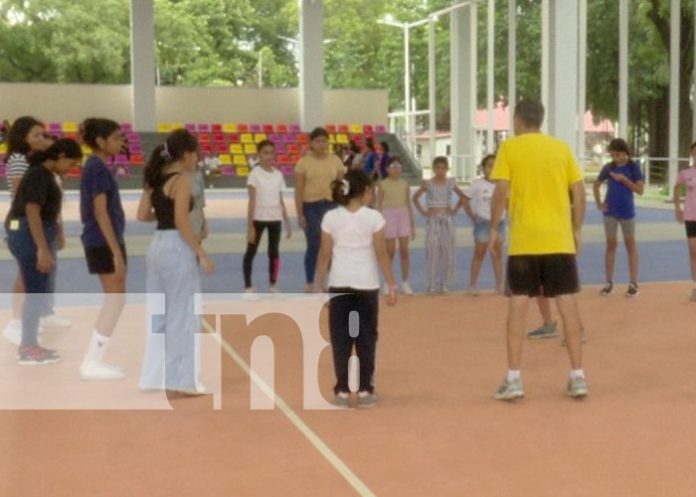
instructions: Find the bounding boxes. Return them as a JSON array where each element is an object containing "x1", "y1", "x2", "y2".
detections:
[
  {"x1": 600, "y1": 282, "x2": 614, "y2": 296},
  {"x1": 17, "y1": 345, "x2": 60, "y2": 366},
  {"x1": 626, "y1": 282, "x2": 639, "y2": 298}
]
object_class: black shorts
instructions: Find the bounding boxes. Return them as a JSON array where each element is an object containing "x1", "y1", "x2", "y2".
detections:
[
  {"x1": 686, "y1": 221, "x2": 696, "y2": 239},
  {"x1": 506, "y1": 254, "x2": 579, "y2": 297},
  {"x1": 84, "y1": 244, "x2": 128, "y2": 275}
]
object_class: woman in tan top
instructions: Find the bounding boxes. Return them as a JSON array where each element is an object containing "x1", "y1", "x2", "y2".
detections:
[
  {"x1": 294, "y1": 127, "x2": 344, "y2": 292},
  {"x1": 377, "y1": 157, "x2": 415, "y2": 294}
]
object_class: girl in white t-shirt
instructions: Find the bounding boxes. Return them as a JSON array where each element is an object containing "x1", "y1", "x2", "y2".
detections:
[
  {"x1": 461, "y1": 154, "x2": 505, "y2": 294},
  {"x1": 315, "y1": 170, "x2": 397, "y2": 409},
  {"x1": 243, "y1": 140, "x2": 292, "y2": 297}
]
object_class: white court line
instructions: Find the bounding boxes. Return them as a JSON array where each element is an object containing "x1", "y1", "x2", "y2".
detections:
[{"x1": 202, "y1": 318, "x2": 378, "y2": 497}]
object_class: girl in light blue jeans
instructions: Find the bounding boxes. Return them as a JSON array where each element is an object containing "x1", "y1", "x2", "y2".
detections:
[{"x1": 137, "y1": 129, "x2": 215, "y2": 395}]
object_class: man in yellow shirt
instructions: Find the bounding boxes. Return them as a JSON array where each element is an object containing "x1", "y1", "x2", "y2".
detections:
[
  {"x1": 294, "y1": 127, "x2": 345, "y2": 292},
  {"x1": 489, "y1": 99, "x2": 588, "y2": 400}
]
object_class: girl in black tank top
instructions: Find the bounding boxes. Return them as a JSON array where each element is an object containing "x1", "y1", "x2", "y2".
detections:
[{"x1": 151, "y1": 172, "x2": 194, "y2": 230}]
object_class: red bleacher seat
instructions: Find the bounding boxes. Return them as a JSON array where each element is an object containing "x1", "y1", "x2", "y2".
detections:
[
  {"x1": 211, "y1": 123, "x2": 222, "y2": 133},
  {"x1": 287, "y1": 144, "x2": 300, "y2": 155},
  {"x1": 201, "y1": 143, "x2": 212, "y2": 154},
  {"x1": 262, "y1": 124, "x2": 274, "y2": 134},
  {"x1": 297, "y1": 134, "x2": 309, "y2": 144},
  {"x1": 278, "y1": 155, "x2": 290, "y2": 165},
  {"x1": 216, "y1": 143, "x2": 227, "y2": 154},
  {"x1": 213, "y1": 133, "x2": 225, "y2": 143},
  {"x1": 228, "y1": 133, "x2": 239, "y2": 143},
  {"x1": 363, "y1": 125, "x2": 374, "y2": 135},
  {"x1": 276, "y1": 124, "x2": 288, "y2": 134}
]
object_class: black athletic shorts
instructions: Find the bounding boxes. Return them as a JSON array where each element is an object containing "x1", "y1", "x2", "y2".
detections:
[
  {"x1": 84, "y1": 243, "x2": 128, "y2": 275},
  {"x1": 506, "y1": 254, "x2": 579, "y2": 297},
  {"x1": 686, "y1": 221, "x2": 696, "y2": 239}
]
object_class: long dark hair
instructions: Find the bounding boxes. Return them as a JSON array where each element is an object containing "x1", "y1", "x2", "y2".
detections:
[
  {"x1": 331, "y1": 169, "x2": 373, "y2": 206},
  {"x1": 81, "y1": 118, "x2": 121, "y2": 150},
  {"x1": 144, "y1": 129, "x2": 198, "y2": 188},
  {"x1": 30, "y1": 138, "x2": 83, "y2": 165},
  {"x1": 7, "y1": 116, "x2": 43, "y2": 156}
]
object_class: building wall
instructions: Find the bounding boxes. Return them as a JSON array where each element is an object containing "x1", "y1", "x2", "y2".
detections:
[{"x1": 0, "y1": 83, "x2": 388, "y2": 127}]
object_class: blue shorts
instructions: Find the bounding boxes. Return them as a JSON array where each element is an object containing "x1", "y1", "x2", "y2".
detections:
[{"x1": 473, "y1": 218, "x2": 505, "y2": 244}]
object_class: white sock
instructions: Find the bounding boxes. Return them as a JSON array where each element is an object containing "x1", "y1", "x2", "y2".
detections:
[
  {"x1": 570, "y1": 368, "x2": 585, "y2": 380},
  {"x1": 84, "y1": 330, "x2": 110, "y2": 362},
  {"x1": 506, "y1": 370, "x2": 521, "y2": 382}
]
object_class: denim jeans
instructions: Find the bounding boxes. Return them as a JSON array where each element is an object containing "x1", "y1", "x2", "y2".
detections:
[
  {"x1": 139, "y1": 230, "x2": 201, "y2": 391},
  {"x1": 6, "y1": 218, "x2": 57, "y2": 347},
  {"x1": 303, "y1": 200, "x2": 335, "y2": 284}
]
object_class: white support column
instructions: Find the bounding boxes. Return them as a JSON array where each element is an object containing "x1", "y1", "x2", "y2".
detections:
[
  {"x1": 508, "y1": 0, "x2": 517, "y2": 135},
  {"x1": 693, "y1": 0, "x2": 696, "y2": 141},
  {"x1": 547, "y1": 0, "x2": 579, "y2": 153},
  {"x1": 428, "y1": 17, "x2": 436, "y2": 166},
  {"x1": 619, "y1": 0, "x2": 629, "y2": 138},
  {"x1": 450, "y1": 4, "x2": 477, "y2": 180},
  {"x1": 130, "y1": 0, "x2": 156, "y2": 132},
  {"x1": 669, "y1": 0, "x2": 681, "y2": 193},
  {"x1": 486, "y1": 0, "x2": 495, "y2": 152},
  {"x1": 404, "y1": 25, "x2": 412, "y2": 153},
  {"x1": 541, "y1": 0, "x2": 550, "y2": 133},
  {"x1": 299, "y1": 0, "x2": 324, "y2": 131},
  {"x1": 577, "y1": 0, "x2": 587, "y2": 167}
]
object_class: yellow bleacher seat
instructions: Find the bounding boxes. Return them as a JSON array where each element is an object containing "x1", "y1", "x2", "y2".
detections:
[
  {"x1": 157, "y1": 123, "x2": 171, "y2": 133},
  {"x1": 236, "y1": 166, "x2": 250, "y2": 177},
  {"x1": 240, "y1": 133, "x2": 254, "y2": 144},
  {"x1": 349, "y1": 124, "x2": 363, "y2": 134},
  {"x1": 62, "y1": 121, "x2": 78, "y2": 133},
  {"x1": 0, "y1": 143, "x2": 8, "y2": 154},
  {"x1": 223, "y1": 123, "x2": 238, "y2": 133},
  {"x1": 336, "y1": 133, "x2": 349, "y2": 144},
  {"x1": 254, "y1": 133, "x2": 267, "y2": 143},
  {"x1": 81, "y1": 145, "x2": 92, "y2": 155},
  {"x1": 229, "y1": 144, "x2": 243, "y2": 155},
  {"x1": 170, "y1": 122, "x2": 184, "y2": 131},
  {"x1": 244, "y1": 144, "x2": 257, "y2": 155},
  {"x1": 233, "y1": 155, "x2": 247, "y2": 166},
  {"x1": 219, "y1": 154, "x2": 232, "y2": 166},
  {"x1": 328, "y1": 134, "x2": 336, "y2": 144}
]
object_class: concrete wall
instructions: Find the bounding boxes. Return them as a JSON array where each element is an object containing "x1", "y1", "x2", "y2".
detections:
[{"x1": 0, "y1": 83, "x2": 388, "y2": 128}]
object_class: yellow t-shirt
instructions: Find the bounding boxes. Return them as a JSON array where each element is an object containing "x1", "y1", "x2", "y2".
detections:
[
  {"x1": 295, "y1": 154, "x2": 345, "y2": 202},
  {"x1": 491, "y1": 133, "x2": 583, "y2": 255},
  {"x1": 381, "y1": 178, "x2": 409, "y2": 209}
]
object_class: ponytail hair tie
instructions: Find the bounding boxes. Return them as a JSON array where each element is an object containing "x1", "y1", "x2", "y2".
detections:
[
  {"x1": 160, "y1": 142, "x2": 171, "y2": 159},
  {"x1": 341, "y1": 179, "x2": 350, "y2": 196}
]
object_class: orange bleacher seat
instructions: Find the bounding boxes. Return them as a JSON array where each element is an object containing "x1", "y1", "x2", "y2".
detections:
[
  {"x1": 276, "y1": 124, "x2": 288, "y2": 134},
  {"x1": 229, "y1": 144, "x2": 243, "y2": 155},
  {"x1": 290, "y1": 155, "x2": 300, "y2": 164},
  {"x1": 131, "y1": 154, "x2": 144, "y2": 165},
  {"x1": 326, "y1": 124, "x2": 337, "y2": 134},
  {"x1": 297, "y1": 134, "x2": 308, "y2": 144},
  {"x1": 198, "y1": 133, "x2": 211, "y2": 143},
  {"x1": 236, "y1": 166, "x2": 250, "y2": 177},
  {"x1": 233, "y1": 155, "x2": 247, "y2": 166},
  {"x1": 254, "y1": 133, "x2": 267, "y2": 143},
  {"x1": 238, "y1": 124, "x2": 249, "y2": 133},
  {"x1": 338, "y1": 124, "x2": 349, "y2": 134},
  {"x1": 64, "y1": 132, "x2": 78, "y2": 141},
  {"x1": 67, "y1": 166, "x2": 81, "y2": 178},
  {"x1": 240, "y1": 133, "x2": 253, "y2": 144},
  {"x1": 287, "y1": 144, "x2": 300, "y2": 155},
  {"x1": 244, "y1": 144, "x2": 257, "y2": 155},
  {"x1": 223, "y1": 123, "x2": 237, "y2": 133},
  {"x1": 278, "y1": 155, "x2": 290, "y2": 165}
]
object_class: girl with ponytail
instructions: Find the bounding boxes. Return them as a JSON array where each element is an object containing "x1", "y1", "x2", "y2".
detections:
[
  {"x1": 315, "y1": 169, "x2": 398, "y2": 409},
  {"x1": 5, "y1": 139, "x2": 82, "y2": 365},
  {"x1": 137, "y1": 128, "x2": 214, "y2": 395},
  {"x1": 78, "y1": 117, "x2": 127, "y2": 380}
]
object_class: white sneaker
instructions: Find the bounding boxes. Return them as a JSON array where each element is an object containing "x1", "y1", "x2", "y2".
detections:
[
  {"x1": 3, "y1": 320, "x2": 22, "y2": 346},
  {"x1": 269, "y1": 285, "x2": 283, "y2": 296},
  {"x1": 80, "y1": 360, "x2": 126, "y2": 380},
  {"x1": 39, "y1": 314, "x2": 71, "y2": 329},
  {"x1": 242, "y1": 288, "x2": 260, "y2": 301},
  {"x1": 401, "y1": 281, "x2": 414, "y2": 295}
]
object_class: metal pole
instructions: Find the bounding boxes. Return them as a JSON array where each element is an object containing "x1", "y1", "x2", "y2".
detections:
[
  {"x1": 508, "y1": 0, "x2": 516, "y2": 136},
  {"x1": 541, "y1": 0, "x2": 549, "y2": 133},
  {"x1": 486, "y1": 0, "x2": 495, "y2": 152},
  {"x1": 404, "y1": 25, "x2": 412, "y2": 154},
  {"x1": 578, "y1": 0, "x2": 587, "y2": 167},
  {"x1": 619, "y1": 0, "x2": 629, "y2": 137},
  {"x1": 669, "y1": 0, "x2": 681, "y2": 194},
  {"x1": 429, "y1": 17, "x2": 437, "y2": 167}
]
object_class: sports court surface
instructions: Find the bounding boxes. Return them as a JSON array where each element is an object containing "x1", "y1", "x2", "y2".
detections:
[{"x1": 1, "y1": 191, "x2": 695, "y2": 497}]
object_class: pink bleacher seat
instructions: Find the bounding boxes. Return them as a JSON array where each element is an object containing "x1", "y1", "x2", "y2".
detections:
[
  {"x1": 49, "y1": 122, "x2": 62, "y2": 132},
  {"x1": 127, "y1": 132, "x2": 140, "y2": 142},
  {"x1": 262, "y1": 124, "x2": 274, "y2": 134},
  {"x1": 351, "y1": 134, "x2": 363, "y2": 143},
  {"x1": 114, "y1": 154, "x2": 128, "y2": 165},
  {"x1": 129, "y1": 144, "x2": 143, "y2": 154},
  {"x1": 283, "y1": 134, "x2": 296, "y2": 144},
  {"x1": 281, "y1": 165, "x2": 294, "y2": 176},
  {"x1": 289, "y1": 124, "x2": 301, "y2": 134},
  {"x1": 268, "y1": 133, "x2": 280, "y2": 143},
  {"x1": 211, "y1": 123, "x2": 222, "y2": 133},
  {"x1": 185, "y1": 123, "x2": 196, "y2": 132},
  {"x1": 276, "y1": 124, "x2": 288, "y2": 134},
  {"x1": 121, "y1": 123, "x2": 133, "y2": 132},
  {"x1": 274, "y1": 143, "x2": 286, "y2": 154},
  {"x1": 375, "y1": 124, "x2": 386, "y2": 134},
  {"x1": 221, "y1": 166, "x2": 235, "y2": 176},
  {"x1": 237, "y1": 124, "x2": 249, "y2": 133},
  {"x1": 249, "y1": 124, "x2": 262, "y2": 133},
  {"x1": 197, "y1": 124, "x2": 210, "y2": 132}
]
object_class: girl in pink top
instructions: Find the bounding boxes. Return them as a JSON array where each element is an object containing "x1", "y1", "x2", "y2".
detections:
[{"x1": 673, "y1": 140, "x2": 696, "y2": 301}]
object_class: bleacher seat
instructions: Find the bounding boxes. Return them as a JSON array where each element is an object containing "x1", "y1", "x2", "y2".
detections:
[
  {"x1": 197, "y1": 124, "x2": 210, "y2": 132},
  {"x1": 289, "y1": 124, "x2": 301, "y2": 134},
  {"x1": 171, "y1": 122, "x2": 184, "y2": 131},
  {"x1": 297, "y1": 134, "x2": 308, "y2": 144},
  {"x1": 157, "y1": 123, "x2": 171, "y2": 133},
  {"x1": 211, "y1": 123, "x2": 222, "y2": 133},
  {"x1": 213, "y1": 133, "x2": 225, "y2": 143},
  {"x1": 185, "y1": 123, "x2": 196, "y2": 133},
  {"x1": 63, "y1": 121, "x2": 78, "y2": 133},
  {"x1": 262, "y1": 124, "x2": 274, "y2": 134},
  {"x1": 236, "y1": 166, "x2": 249, "y2": 177},
  {"x1": 221, "y1": 166, "x2": 235, "y2": 176},
  {"x1": 238, "y1": 124, "x2": 249, "y2": 133},
  {"x1": 363, "y1": 125, "x2": 374, "y2": 135},
  {"x1": 336, "y1": 134, "x2": 349, "y2": 145},
  {"x1": 276, "y1": 124, "x2": 288, "y2": 134},
  {"x1": 349, "y1": 124, "x2": 362, "y2": 134},
  {"x1": 254, "y1": 133, "x2": 267, "y2": 143},
  {"x1": 244, "y1": 144, "x2": 257, "y2": 155},
  {"x1": 338, "y1": 124, "x2": 349, "y2": 134},
  {"x1": 229, "y1": 144, "x2": 243, "y2": 155},
  {"x1": 249, "y1": 124, "x2": 262, "y2": 133},
  {"x1": 223, "y1": 123, "x2": 237, "y2": 133},
  {"x1": 215, "y1": 143, "x2": 227, "y2": 154},
  {"x1": 219, "y1": 154, "x2": 232, "y2": 166},
  {"x1": 281, "y1": 165, "x2": 294, "y2": 176},
  {"x1": 326, "y1": 124, "x2": 337, "y2": 134},
  {"x1": 375, "y1": 124, "x2": 386, "y2": 134},
  {"x1": 287, "y1": 144, "x2": 300, "y2": 155},
  {"x1": 240, "y1": 133, "x2": 253, "y2": 144},
  {"x1": 131, "y1": 154, "x2": 144, "y2": 165},
  {"x1": 233, "y1": 155, "x2": 247, "y2": 166},
  {"x1": 198, "y1": 133, "x2": 211, "y2": 143},
  {"x1": 121, "y1": 123, "x2": 133, "y2": 132}
]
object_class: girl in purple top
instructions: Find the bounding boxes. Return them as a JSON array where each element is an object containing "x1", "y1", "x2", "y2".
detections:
[
  {"x1": 593, "y1": 138, "x2": 644, "y2": 298},
  {"x1": 674, "y1": 140, "x2": 696, "y2": 301},
  {"x1": 78, "y1": 118, "x2": 127, "y2": 380}
]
